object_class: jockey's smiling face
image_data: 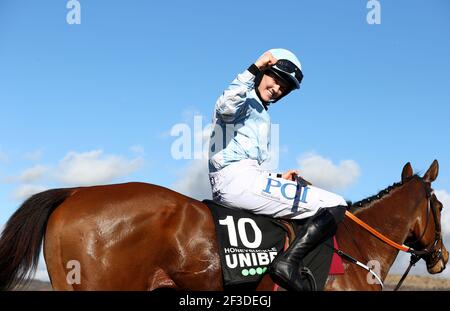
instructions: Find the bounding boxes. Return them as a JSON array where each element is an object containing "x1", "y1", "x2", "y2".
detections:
[{"x1": 257, "y1": 70, "x2": 290, "y2": 102}]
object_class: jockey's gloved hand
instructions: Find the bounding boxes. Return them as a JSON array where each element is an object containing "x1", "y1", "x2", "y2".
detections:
[
  {"x1": 255, "y1": 51, "x2": 278, "y2": 70},
  {"x1": 282, "y1": 170, "x2": 299, "y2": 181}
]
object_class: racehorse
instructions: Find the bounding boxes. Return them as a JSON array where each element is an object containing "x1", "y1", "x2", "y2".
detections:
[{"x1": 0, "y1": 160, "x2": 447, "y2": 290}]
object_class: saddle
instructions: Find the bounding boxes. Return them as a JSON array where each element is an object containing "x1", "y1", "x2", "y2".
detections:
[{"x1": 203, "y1": 200, "x2": 344, "y2": 290}]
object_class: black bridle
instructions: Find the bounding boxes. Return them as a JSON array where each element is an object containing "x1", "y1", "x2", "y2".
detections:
[{"x1": 394, "y1": 178, "x2": 445, "y2": 290}]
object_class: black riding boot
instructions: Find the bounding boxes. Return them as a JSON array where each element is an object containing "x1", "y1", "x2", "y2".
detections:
[{"x1": 269, "y1": 205, "x2": 346, "y2": 291}]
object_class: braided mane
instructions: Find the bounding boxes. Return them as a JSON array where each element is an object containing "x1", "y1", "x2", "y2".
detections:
[{"x1": 349, "y1": 175, "x2": 419, "y2": 212}]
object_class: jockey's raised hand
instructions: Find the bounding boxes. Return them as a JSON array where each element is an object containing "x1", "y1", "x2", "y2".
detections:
[
  {"x1": 282, "y1": 169, "x2": 299, "y2": 181},
  {"x1": 255, "y1": 51, "x2": 278, "y2": 70}
]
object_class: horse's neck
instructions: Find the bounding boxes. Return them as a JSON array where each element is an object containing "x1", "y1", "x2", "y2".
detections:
[{"x1": 347, "y1": 179, "x2": 424, "y2": 279}]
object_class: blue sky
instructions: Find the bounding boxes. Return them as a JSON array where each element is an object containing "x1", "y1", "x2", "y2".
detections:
[{"x1": 1, "y1": 1, "x2": 450, "y2": 279}]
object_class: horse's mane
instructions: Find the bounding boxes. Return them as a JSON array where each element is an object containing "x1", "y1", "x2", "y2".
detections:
[{"x1": 349, "y1": 174, "x2": 419, "y2": 212}]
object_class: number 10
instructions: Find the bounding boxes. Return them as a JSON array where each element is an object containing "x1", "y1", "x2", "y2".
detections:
[{"x1": 219, "y1": 216, "x2": 262, "y2": 249}]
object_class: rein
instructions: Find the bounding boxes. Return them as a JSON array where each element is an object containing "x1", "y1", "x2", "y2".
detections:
[
  {"x1": 344, "y1": 211, "x2": 410, "y2": 252},
  {"x1": 343, "y1": 181, "x2": 443, "y2": 290}
]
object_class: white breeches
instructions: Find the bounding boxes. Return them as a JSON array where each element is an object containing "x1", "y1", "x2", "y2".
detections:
[{"x1": 209, "y1": 160, "x2": 347, "y2": 220}]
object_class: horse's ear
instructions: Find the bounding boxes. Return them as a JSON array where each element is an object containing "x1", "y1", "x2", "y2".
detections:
[
  {"x1": 401, "y1": 162, "x2": 413, "y2": 182},
  {"x1": 423, "y1": 159, "x2": 439, "y2": 183}
]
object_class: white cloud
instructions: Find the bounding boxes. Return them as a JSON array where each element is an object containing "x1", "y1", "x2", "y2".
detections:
[
  {"x1": 54, "y1": 150, "x2": 143, "y2": 186},
  {"x1": 297, "y1": 152, "x2": 360, "y2": 192},
  {"x1": 172, "y1": 159, "x2": 211, "y2": 201},
  {"x1": 18, "y1": 165, "x2": 47, "y2": 183},
  {"x1": 12, "y1": 184, "x2": 48, "y2": 201},
  {"x1": 5, "y1": 149, "x2": 144, "y2": 201}
]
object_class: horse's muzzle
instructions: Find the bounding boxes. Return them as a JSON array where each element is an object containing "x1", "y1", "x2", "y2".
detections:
[{"x1": 427, "y1": 246, "x2": 449, "y2": 274}]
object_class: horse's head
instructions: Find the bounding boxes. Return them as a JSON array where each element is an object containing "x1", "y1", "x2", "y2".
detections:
[{"x1": 402, "y1": 160, "x2": 449, "y2": 274}]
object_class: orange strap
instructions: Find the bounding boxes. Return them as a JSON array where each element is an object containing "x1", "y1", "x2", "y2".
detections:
[{"x1": 345, "y1": 211, "x2": 410, "y2": 252}]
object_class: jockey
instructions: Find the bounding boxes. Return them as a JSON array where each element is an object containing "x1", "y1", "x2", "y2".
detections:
[{"x1": 208, "y1": 48, "x2": 347, "y2": 291}]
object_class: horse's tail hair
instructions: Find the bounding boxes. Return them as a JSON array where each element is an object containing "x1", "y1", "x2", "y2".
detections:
[{"x1": 0, "y1": 188, "x2": 74, "y2": 290}]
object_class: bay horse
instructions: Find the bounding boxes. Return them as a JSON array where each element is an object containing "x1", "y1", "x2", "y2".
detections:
[{"x1": 0, "y1": 160, "x2": 447, "y2": 290}]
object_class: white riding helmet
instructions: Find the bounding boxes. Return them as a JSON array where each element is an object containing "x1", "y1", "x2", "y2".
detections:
[{"x1": 268, "y1": 48, "x2": 303, "y2": 89}]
